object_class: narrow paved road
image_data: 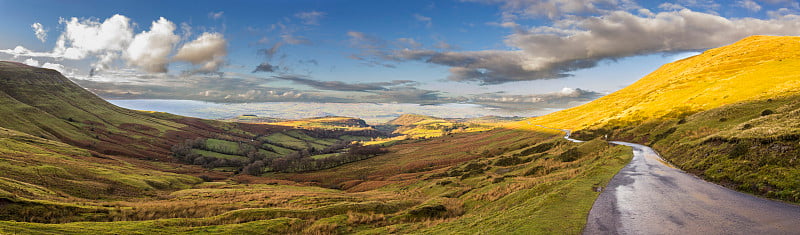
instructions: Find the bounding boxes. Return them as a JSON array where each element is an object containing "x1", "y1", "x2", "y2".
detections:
[{"x1": 582, "y1": 141, "x2": 800, "y2": 234}]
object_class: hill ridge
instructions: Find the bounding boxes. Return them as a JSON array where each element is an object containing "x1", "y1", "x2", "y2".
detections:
[{"x1": 523, "y1": 35, "x2": 800, "y2": 130}]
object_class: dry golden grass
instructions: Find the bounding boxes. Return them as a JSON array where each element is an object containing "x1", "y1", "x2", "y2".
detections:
[{"x1": 512, "y1": 35, "x2": 800, "y2": 131}]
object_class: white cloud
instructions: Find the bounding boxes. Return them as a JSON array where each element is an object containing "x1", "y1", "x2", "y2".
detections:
[
  {"x1": 31, "y1": 22, "x2": 47, "y2": 42},
  {"x1": 54, "y1": 14, "x2": 134, "y2": 60},
  {"x1": 383, "y1": 8, "x2": 800, "y2": 84},
  {"x1": 23, "y1": 58, "x2": 40, "y2": 66},
  {"x1": 2, "y1": 14, "x2": 231, "y2": 75},
  {"x1": 42, "y1": 62, "x2": 66, "y2": 73},
  {"x1": 208, "y1": 11, "x2": 224, "y2": 20},
  {"x1": 294, "y1": 11, "x2": 326, "y2": 25},
  {"x1": 738, "y1": 0, "x2": 763, "y2": 11},
  {"x1": 173, "y1": 32, "x2": 227, "y2": 72},
  {"x1": 17, "y1": 57, "x2": 66, "y2": 74},
  {"x1": 125, "y1": 17, "x2": 180, "y2": 73},
  {"x1": 506, "y1": 9, "x2": 800, "y2": 73}
]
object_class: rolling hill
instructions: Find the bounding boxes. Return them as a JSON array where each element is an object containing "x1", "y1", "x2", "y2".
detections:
[
  {"x1": 521, "y1": 35, "x2": 800, "y2": 202},
  {"x1": 523, "y1": 35, "x2": 800, "y2": 130},
  {"x1": 0, "y1": 61, "x2": 293, "y2": 161},
  {"x1": 2, "y1": 35, "x2": 800, "y2": 233},
  {"x1": 0, "y1": 61, "x2": 632, "y2": 233}
]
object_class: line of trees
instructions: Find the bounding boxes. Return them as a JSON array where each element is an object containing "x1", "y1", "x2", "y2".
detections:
[
  {"x1": 267, "y1": 143, "x2": 389, "y2": 173},
  {"x1": 171, "y1": 132, "x2": 390, "y2": 176}
]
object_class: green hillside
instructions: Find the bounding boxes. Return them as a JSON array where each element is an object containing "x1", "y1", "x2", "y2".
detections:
[{"x1": 0, "y1": 61, "x2": 632, "y2": 233}]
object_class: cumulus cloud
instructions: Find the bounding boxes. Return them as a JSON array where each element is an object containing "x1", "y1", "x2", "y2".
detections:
[
  {"x1": 54, "y1": 14, "x2": 133, "y2": 65},
  {"x1": 23, "y1": 58, "x2": 40, "y2": 66},
  {"x1": 274, "y1": 75, "x2": 417, "y2": 91},
  {"x1": 173, "y1": 32, "x2": 227, "y2": 72},
  {"x1": 41, "y1": 62, "x2": 66, "y2": 73},
  {"x1": 125, "y1": 17, "x2": 180, "y2": 73},
  {"x1": 1, "y1": 14, "x2": 229, "y2": 75},
  {"x1": 31, "y1": 22, "x2": 47, "y2": 42},
  {"x1": 294, "y1": 11, "x2": 326, "y2": 25}
]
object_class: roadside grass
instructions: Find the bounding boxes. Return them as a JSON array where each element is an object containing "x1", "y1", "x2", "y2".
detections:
[
  {"x1": 419, "y1": 144, "x2": 631, "y2": 234},
  {"x1": 574, "y1": 93, "x2": 800, "y2": 202}
]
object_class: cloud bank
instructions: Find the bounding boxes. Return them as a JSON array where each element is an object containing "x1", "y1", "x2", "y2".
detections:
[
  {"x1": 346, "y1": 1, "x2": 800, "y2": 85},
  {"x1": 1, "y1": 14, "x2": 228, "y2": 75}
]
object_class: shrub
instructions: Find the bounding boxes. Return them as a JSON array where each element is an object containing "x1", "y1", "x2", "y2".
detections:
[
  {"x1": 741, "y1": 124, "x2": 753, "y2": 130},
  {"x1": 761, "y1": 109, "x2": 774, "y2": 116},
  {"x1": 518, "y1": 142, "x2": 556, "y2": 156},
  {"x1": 408, "y1": 205, "x2": 447, "y2": 219},
  {"x1": 198, "y1": 175, "x2": 213, "y2": 182},
  {"x1": 556, "y1": 147, "x2": 581, "y2": 162},
  {"x1": 729, "y1": 143, "x2": 749, "y2": 158},
  {"x1": 494, "y1": 156, "x2": 526, "y2": 166}
]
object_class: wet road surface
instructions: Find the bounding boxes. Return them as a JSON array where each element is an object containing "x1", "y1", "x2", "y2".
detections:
[{"x1": 582, "y1": 141, "x2": 800, "y2": 234}]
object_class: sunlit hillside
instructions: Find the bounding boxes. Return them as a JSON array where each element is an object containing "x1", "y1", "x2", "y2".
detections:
[{"x1": 518, "y1": 36, "x2": 800, "y2": 130}]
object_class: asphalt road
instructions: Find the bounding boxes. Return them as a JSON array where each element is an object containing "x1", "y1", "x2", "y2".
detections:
[{"x1": 582, "y1": 141, "x2": 800, "y2": 234}]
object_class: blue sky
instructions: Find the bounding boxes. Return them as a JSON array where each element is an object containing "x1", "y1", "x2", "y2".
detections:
[{"x1": 1, "y1": 0, "x2": 799, "y2": 110}]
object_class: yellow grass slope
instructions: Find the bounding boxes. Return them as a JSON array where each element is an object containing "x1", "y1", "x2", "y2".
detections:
[{"x1": 514, "y1": 35, "x2": 800, "y2": 130}]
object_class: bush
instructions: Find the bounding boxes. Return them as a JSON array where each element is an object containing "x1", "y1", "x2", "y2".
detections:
[
  {"x1": 741, "y1": 124, "x2": 753, "y2": 130},
  {"x1": 243, "y1": 160, "x2": 266, "y2": 175},
  {"x1": 494, "y1": 156, "x2": 526, "y2": 166},
  {"x1": 761, "y1": 109, "x2": 774, "y2": 116},
  {"x1": 518, "y1": 142, "x2": 555, "y2": 156},
  {"x1": 729, "y1": 143, "x2": 749, "y2": 158},
  {"x1": 408, "y1": 205, "x2": 447, "y2": 219},
  {"x1": 198, "y1": 175, "x2": 213, "y2": 182},
  {"x1": 556, "y1": 147, "x2": 581, "y2": 162}
]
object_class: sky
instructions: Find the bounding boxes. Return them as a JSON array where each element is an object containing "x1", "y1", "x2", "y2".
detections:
[{"x1": 1, "y1": 0, "x2": 799, "y2": 112}]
